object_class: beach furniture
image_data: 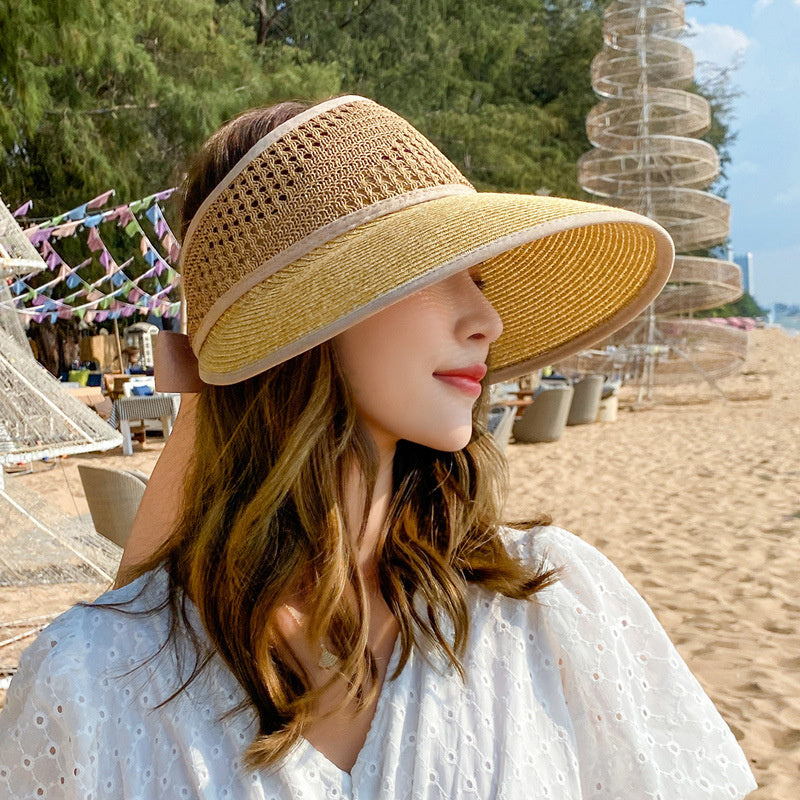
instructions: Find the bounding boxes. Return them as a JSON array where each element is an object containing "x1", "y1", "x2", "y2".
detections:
[
  {"x1": 512, "y1": 383, "x2": 574, "y2": 443},
  {"x1": 78, "y1": 464, "x2": 148, "y2": 547},
  {"x1": 487, "y1": 405, "x2": 516, "y2": 452},
  {"x1": 566, "y1": 373, "x2": 605, "y2": 425},
  {"x1": 597, "y1": 378, "x2": 621, "y2": 422},
  {"x1": 108, "y1": 392, "x2": 181, "y2": 455}
]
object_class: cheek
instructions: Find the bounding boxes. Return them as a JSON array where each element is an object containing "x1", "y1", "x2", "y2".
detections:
[
  {"x1": 335, "y1": 317, "x2": 475, "y2": 452},
  {"x1": 336, "y1": 345, "x2": 476, "y2": 453}
]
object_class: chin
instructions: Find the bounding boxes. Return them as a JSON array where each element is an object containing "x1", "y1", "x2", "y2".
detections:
[{"x1": 422, "y1": 424, "x2": 474, "y2": 452}]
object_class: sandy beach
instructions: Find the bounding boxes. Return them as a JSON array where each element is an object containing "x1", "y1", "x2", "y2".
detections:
[{"x1": 2, "y1": 326, "x2": 799, "y2": 797}]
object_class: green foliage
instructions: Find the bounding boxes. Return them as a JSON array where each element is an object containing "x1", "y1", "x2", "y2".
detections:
[
  {"x1": 0, "y1": 0, "x2": 340, "y2": 217},
  {"x1": 248, "y1": 0, "x2": 611, "y2": 196},
  {"x1": 693, "y1": 292, "x2": 768, "y2": 319},
  {"x1": 5, "y1": 0, "x2": 738, "y2": 224}
]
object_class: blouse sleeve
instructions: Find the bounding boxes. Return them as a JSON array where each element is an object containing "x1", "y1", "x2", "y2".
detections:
[
  {"x1": 518, "y1": 526, "x2": 757, "y2": 799},
  {"x1": 0, "y1": 611, "x2": 99, "y2": 799}
]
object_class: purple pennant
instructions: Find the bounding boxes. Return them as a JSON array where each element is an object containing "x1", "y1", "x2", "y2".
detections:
[
  {"x1": 13, "y1": 200, "x2": 33, "y2": 217},
  {"x1": 26, "y1": 227, "x2": 53, "y2": 246},
  {"x1": 45, "y1": 250, "x2": 62, "y2": 270},
  {"x1": 99, "y1": 248, "x2": 114, "y2": 272}
]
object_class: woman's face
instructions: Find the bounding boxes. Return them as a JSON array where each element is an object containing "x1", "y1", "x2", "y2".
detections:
[{"x1": 335, "y1": 268, "x2": 503, "y2": 457}]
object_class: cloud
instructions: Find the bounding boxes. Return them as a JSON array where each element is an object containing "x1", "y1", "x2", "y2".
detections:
[
  {"x1": 684, "y1": 19, "x2": 751, "y2": 77},
  {"x1": 754, "y1": 0, "x2": 773, "y2": 10}
]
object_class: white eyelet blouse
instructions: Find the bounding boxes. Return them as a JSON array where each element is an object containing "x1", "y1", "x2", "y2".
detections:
[{"x1": 0, "y1": 527, "x2": 756, "y2": 799}]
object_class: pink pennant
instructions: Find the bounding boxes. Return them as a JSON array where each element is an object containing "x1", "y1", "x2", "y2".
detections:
[
  {"x1": 87, "y1": 226, "x2": 104, "y2": 252},
  {"x1": 128, "y1": 286, "x2": 143, "y2": 303},
  {"x1": 86, "y1": 189, "x2": 115, "y2": 210},
  {"x1": 51, "y1": 220, "x2": 81, "y2": 238},
  {"x1": 116, "y1": 206, "x2": 135, "y2": 228}
]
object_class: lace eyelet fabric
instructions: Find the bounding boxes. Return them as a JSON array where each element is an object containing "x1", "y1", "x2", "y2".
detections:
[{"x1": 0, "y1": 527, "x2": 756, "y2": 799}]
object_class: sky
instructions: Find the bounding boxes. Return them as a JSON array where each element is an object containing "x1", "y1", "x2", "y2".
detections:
[{"x1": 683, "y1": 0, "x2": 800, "y2": 308}]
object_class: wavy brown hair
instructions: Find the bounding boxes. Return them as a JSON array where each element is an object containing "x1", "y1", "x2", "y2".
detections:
[{"x1": 119, "y1": 101, "x2": 557, "y2": 770}]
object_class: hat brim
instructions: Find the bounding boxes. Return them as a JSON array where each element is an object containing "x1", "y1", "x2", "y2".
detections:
[{"x1": 196, "y1": 192, "x2": 674, "y2": 385}]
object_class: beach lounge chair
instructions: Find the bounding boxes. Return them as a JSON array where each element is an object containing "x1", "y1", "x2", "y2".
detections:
[
  {"x1": 512, "y1": 383, "x2": 574, "y2": 443},
  {"x1": 78, "y1": 464, "x2": 148, "y2": 548},
  {"x1": 567, "y1": 373, "x2": 605, "y2": 425}
]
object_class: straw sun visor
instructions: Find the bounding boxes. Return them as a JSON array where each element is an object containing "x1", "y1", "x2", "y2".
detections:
[{"x1": 196, "y1": 192, "x2": 674, "y2": 385}]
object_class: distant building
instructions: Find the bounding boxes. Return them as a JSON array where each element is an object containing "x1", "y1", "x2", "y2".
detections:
[{"x1": 727, "y1": 249, "x2": 754, "y2": 296}]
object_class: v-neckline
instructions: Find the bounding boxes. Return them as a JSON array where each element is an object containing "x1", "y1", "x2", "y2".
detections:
[{"x1": 298, "y1": 631, "x2": 403, "y2": 782}]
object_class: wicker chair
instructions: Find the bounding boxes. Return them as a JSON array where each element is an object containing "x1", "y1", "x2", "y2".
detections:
[
  {"x1": 567, "y1": 374, "x2": 605, "y2": 426},
  {"x1": 78, "y1": 464, "x2": 148, "y2": 548},
  {"x1": 512, "y1": 384, "x2": 574, "y2": 443}
]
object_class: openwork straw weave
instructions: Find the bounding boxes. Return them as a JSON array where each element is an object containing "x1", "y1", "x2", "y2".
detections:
[{"x1": 181, "y1": 96, "x2": 674, "y2": 385}]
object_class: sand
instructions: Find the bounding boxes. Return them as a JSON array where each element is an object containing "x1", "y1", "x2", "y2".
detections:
[{"x1": 2, "y1": 326, "x2": 799, "y2": 797}]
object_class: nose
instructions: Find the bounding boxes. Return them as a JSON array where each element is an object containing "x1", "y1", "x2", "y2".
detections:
[{"x1": 455, "y1": 270, "x2": 503, "y2": 346}]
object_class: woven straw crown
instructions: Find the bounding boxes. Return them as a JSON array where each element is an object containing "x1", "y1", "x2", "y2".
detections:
[{"x1": 180, "y1": 95, "x2": 674, "y2": 385}]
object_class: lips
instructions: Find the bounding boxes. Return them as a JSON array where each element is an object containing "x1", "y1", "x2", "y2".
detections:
[{"x1": 433, "y1": 363, "x2": 487, "y2": 398}]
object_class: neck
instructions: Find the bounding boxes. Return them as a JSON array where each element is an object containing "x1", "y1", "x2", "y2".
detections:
[{"x1": 343, "y1": 443, "x2": 395, "y2": 581}]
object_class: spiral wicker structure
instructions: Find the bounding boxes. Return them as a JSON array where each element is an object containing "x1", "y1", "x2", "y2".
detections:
[{"x1": 571, "y1": 0, "x2": 745, "y2": 389}]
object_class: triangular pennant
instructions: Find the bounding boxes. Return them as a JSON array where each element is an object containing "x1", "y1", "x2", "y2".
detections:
[{"x1": 86, "y1": 189, "x2": 115, "y2": 210}]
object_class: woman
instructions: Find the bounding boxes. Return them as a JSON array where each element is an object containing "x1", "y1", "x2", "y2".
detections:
[{"x1": 0, "y1": 96, "x2": 756, "y2": 798}]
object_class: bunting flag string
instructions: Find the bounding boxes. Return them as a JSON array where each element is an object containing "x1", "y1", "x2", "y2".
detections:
[{"x1": 8, "y1": 187, "x2": 182, "y2": 324}]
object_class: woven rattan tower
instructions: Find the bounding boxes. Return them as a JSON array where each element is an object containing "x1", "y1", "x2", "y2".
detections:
[{"x1": 564, "y1": 0, "x2": 746, "y2": 394}]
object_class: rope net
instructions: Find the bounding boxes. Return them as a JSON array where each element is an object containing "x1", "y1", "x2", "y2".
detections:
[
  {"x1": 0, "y1": 325, "x2": 122, "y2": 464},
  {"x1": 0, "y1": 201, "x2": 122, "y2": 465}
]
